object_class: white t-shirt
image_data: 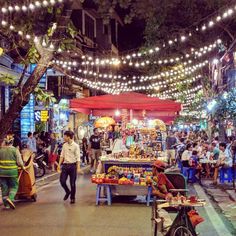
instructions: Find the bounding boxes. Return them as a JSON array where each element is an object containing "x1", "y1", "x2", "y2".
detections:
[{"x1": 182, "y1": 150, "x2": 192, "y2": 161}]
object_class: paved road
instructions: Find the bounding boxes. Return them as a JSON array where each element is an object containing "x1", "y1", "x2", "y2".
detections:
[{"x1": 0, "y1": 175, "x2": 234, "y2": 236}]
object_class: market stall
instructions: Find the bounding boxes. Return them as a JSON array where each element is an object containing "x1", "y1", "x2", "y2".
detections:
[{"x1": 70, "y1": 93, "x2": 182, "y2": 201}]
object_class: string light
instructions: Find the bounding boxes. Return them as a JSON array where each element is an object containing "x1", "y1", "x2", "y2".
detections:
[
  {"x1": 0, "y1": 0, "x2": 63, "y2": 14},
  {"x1": 54, "y1": 59, "x2": 208, "y2": 85},
  {"x1": 80, "y1": 40, "x2": 220, "y2": 68}
]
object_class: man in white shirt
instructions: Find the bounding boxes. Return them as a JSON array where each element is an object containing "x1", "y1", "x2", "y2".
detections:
[{"x1": 57, "y1": 131, "x2": 82, "y2": 204}]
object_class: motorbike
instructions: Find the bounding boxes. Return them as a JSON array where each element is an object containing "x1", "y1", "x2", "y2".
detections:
[{"x1": 33, "y1": 152, "x2": 47, "y2": 178}]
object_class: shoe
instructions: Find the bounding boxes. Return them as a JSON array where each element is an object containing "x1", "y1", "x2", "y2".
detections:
[
  {"x1": 63, "y1": 192, "x2": 71, "y2": 201},
  {"x1": 6, "y1": 198, "x2": 15, "y2": 209},
  {"x1": 70, "y1": 199, "x2": 75, "y2": 204}
]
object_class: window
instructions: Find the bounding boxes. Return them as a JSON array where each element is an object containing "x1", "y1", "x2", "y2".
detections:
[{"x1": 85, "y1": 13, "x2": 95, "y2": 40}]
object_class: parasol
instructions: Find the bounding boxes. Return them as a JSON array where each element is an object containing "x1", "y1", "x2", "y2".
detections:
[{"x1": 94, "y1": 117, "x2": 116, "y2": 128}]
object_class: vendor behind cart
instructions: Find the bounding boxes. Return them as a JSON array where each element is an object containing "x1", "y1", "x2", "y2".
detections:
[
  {"x1": 151, "y1": 160, "x2": 174, "y2": 199},
  {"x1": 0, "y1": 137, "x2": 24, "y2": 209}
]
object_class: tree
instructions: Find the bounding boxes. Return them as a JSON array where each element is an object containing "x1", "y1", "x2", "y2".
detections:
[{"x1": 0, "y1": 0, "x2": 76, "y2": 143}]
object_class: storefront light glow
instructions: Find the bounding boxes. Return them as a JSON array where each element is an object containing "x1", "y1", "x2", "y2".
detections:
[
  {"x1": 115, "y1": 109, "x2": 121, "y2": 116},
  {"x1": 207, "y1": 99, "x2": 217, "y2": 111},
  {"x1": 132, "y1": 119, "x2": 138, "y2": 126},
  {"x1": 59, "y1": 113, "x2": 67, "y2": 120},
  {"x1": 223, "y1": 92, "x2": 228, "y2": 99}
]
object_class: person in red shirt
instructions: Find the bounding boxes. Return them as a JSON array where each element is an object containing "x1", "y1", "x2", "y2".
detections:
[{"x1": 151, "y1": 160, "x2": 174, "y2": 199}]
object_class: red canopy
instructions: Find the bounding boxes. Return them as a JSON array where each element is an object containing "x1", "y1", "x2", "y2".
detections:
[
  {"x1": 70, "y1": 93, "x2": 182, "y2": 123},
  {"x1": 70, "y1": 93, "x2": 181, "y2": 111}
]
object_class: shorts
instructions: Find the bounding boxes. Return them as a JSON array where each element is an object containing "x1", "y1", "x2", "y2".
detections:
[{"x1": 91, "y1": 149, "x2": 101, "y2": 161}]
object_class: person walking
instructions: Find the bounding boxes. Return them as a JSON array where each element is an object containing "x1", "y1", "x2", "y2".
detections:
[
  {"x1": 27, "y1": 132, "x2": 37, "y2": 153},
  {"x1": 89, "y1": 128, "x2": 101, "y2": 173},
  {"x1": 49, "y1": 133, "x2": 59, "y2": 172},
  {"x1": 0, "y1": 137, "x2": 24, "y2": 209},
  {"x1": 57, "y1": 131, "x2": 82, "y2": 204},
  {"x1": 82, "y1": 137, "x2": 89, "y2": 166},
  {"x1": 166, "y1": 131, "x2": 177, "y2": 165}
]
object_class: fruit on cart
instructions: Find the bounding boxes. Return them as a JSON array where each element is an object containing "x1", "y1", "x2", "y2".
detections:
[{"x1": 118, "y1": 177, "x2": 133, "y2": 185}]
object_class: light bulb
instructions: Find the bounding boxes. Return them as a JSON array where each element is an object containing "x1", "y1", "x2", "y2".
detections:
[
  {"x1": 1, "y1": 20, "x2": 7, "y2": 26},
  {"x1": 14, "y1": 5, "x2": 20, "y2": 11},
  {"x1": 1, "y1": 8, "x2": 7, "y2": 13},
  {"x1": 49, "y1": 43, "x2": 54, "y2": 49},
  {"x1": 18, "y1": 31, "x2": 23, "y2": 36},
  {"x1": 57, "y1": 47, "x2": 62, "y2": 53},
  {"x1": 181, "y1": 36, "x2": 186, "y2": 41},
  {"x1": 35, "y1": 1, "x2": 41, "y2": 7},
  {"x1": 208, "y1": 21, "x2": 214, "y2": 27},
  {"x1": 42, "y1": 40, "x2": 47, "y2": 47},
  {"x1": 29, "y1": 4, "x2": 35, "y2": 10},
  {"x1": 50, "y1": 0, "x2": 56, "y2": 4},
  {"x1": 22, "y1": 5, "x2": 27, "y2": 11},
  {"x1": 8, "y1": 6, "x2": 14, "y2": 12},
  {"x1": 9, "y1": 25, "x2": 15, "y2": 30},
  {"x1": 216, "y1": 16, "x2": 221, "y2": 22},
  {"x1": 26, "y1": 34, "x2": 31, "y2": 39},
  {"x1": 43, "y1": 1, "x2": 49, "y2": 6},
  {"x1": 34, "y1": 36, "x2": 39, "y2": 43}
]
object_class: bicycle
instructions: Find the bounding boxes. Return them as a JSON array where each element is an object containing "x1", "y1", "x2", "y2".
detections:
[{"x1": 151, "y1": 196, "x2": 205, "y2": 236}]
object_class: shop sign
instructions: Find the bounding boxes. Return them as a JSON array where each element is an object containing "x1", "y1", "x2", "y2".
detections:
[
  {"x1": 41, "y1": 110, "x2": 49, "y2": 122},
  {"x1": 34, "y1": 110, "x2": 49, "y2": 122},
  {"x1": 34, "y1": 111, "x2": 41, "y2": 122}
]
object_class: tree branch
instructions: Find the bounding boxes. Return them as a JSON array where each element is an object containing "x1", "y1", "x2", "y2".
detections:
[{"x1": 17, "y1": 64, "x2": 28, "y2": 87}]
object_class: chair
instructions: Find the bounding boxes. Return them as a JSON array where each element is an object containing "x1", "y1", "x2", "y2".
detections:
[
  {"x1": 219, "y1": 167, "x2": 233, "y2": 183},
  {"x1": 96, "y1": 184, "x2": 112, "y2": 205}
]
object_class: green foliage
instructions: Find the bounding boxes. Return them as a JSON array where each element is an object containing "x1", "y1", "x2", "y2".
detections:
[
  {"x1": 34, "y1": 87, "x2": 57, "y2": 107},
  {"x1": 0, "y1": 73, "x2": 16, "y2": 85},
  {"x1": 209, "y1": 88, "x2": 236, "y2": 121},
  {"x1": 27, "y1": 46, "x2": 40, "y2": 64},
  {"x1": 35, "y1": 122, "x2": 47, "y2": 133}
]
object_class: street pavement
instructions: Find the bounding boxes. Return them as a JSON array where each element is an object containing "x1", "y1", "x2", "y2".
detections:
[{"x1": 0, "y1": 174, "x2": 235, "y2": 236}]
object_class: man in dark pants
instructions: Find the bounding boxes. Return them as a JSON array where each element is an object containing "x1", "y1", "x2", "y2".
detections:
[{"x1": 57, "y1": 131, "x2": 82, "y2": 204}]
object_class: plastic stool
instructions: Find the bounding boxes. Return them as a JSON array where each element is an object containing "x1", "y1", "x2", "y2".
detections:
[
  {"x1": 219, "y1": 167, "x2": 233, "y2": 183},
  {"x1": 147, "y1": 186, "x2": 152, "y2": 206},
  {"x1": 182, "y1": 167, "x2": 189, "y2": 178},
  {"x1": 188, "y1": 168, "x2": 197, "y2": 183},
  {"x1": 96, "y1": 184, "x2": 112, "y2": 205}
]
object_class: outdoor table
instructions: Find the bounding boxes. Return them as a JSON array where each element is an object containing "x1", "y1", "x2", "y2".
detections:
[
  {"x1": 199, "y1": 159, "x2": 217, "y2": 164},
  {"x1": 199, "y1": 159, "x2": 217, "y2": 179}
]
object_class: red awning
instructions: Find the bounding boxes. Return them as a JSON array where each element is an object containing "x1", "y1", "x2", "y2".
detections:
[{"x1": 70, "y1": 92, "x2": 181, "y2": 112}]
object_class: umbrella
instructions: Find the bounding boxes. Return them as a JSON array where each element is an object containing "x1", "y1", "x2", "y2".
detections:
[
  {"x1": 94, "y1": 117, "x2": 116, "y2": 128},
  {"x1": 149, "y1": 119, "x2": 167, "y2": 131}
]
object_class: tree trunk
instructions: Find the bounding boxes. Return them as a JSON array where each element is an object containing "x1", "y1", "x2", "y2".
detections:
[{"x1": 0, "y1": 53, "x2": 53, "y2": 143}]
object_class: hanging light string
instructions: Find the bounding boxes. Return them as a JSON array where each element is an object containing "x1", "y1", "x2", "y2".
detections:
[
  {"x1": 55, "y1": 62, "x2": 204, "y2": 97},
  {"x1": 1, "y1": 0, "x2": 64, "y2": 14},
  {"x1": 54, "y1": 59, "x2": 208, "y2": 86},
  {"x1": 116, "y1": 4, "x2": 236, "y2": 60},
  {"x1": 80, "y1": 39, "x2": 221, "y2": 67}
]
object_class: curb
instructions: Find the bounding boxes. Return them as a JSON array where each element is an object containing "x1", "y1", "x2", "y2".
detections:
[{"x1": 201, "y1": 182, "x2": 236, "y2": 233}]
